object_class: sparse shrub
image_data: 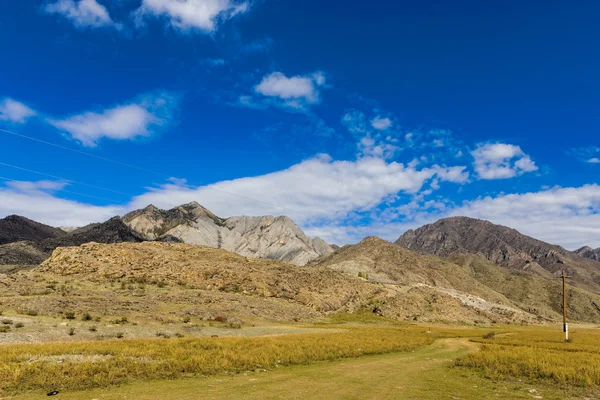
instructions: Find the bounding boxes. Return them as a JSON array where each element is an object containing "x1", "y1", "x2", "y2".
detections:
[
  {"x1": 89, "y1": 326, "x2": 97, "y2": 332},
  {"x1": 65, "y1": 311, "x2": 76, "y2": 320},
  {"x1": 1, "y1": 319, "x2": 13, "y2": 325},
  {"x1": 156, "y1": 332, "x2": 170, "y2": 339},
  {"x1": 229, "y1": 322, "x2": 242, "y2": 329},
  {"x1": 68, "y1": 328, "x2": 76, "y2": 336},
  {"x1": 19, "y1": 309, "x2": 38, "y2": 316},
  {"x1": 157, "y1": 281, "x2": 167, "y2": 288},
  {"x1": 111, "y1": 317, "x2": 129, "y2": 325},
  {"x1": 174, "y1": 332, "x2": 184, "y2": 338},
  {"x1": 0, "y1": 310, "x2": 3, "y2": 316},
  {"x1": 483, "y1": 331, "x2": 496, "y2": 339},
  {"x1": 15, "y1": 322, "x2": 24, "y2": 329},
  {"x1": 94, "y1": 316, "x2": 102, "y2": 322},
  {"x1": 82, "y1": 313, "x2": 93, "y2": 321},
  {"x1": 116, "y1": 332, "x2": 124, "y2": 339},
  {"x1": 0, "y1": 325, "x2": 10, "y2": 333},
  {"x1": 358, "y1": 271, "x2": 369, "y2": 280},
  {"x1": 183, "y1": 316, "x2": 191, "y2": 324}
]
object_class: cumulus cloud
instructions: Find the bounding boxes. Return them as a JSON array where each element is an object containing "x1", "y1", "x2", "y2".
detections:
[
  {"x1": 129, "y1": 155, "x2": 468, "y2": 223},
  {"x1": 252, "y1": 71, "x2": 327, "y2": 111},
  {"x1": 0, "y1": 98, "x2": 37, "y2": 124},
  {"x1": 134, "y1": 0, "x2": 249, "y2": 33},
  {"x1": 0, "y1": 152, "x2": 468, "y2": 230},
  {"x1": 43, "y1": 0, "x2": 120, "y2": 29},
  {"x1": 471, "y1": 143, "x2": 538, "y2": 179},
  {"x1": 47, "y1": 92, "x2": 179, "y2": 147},
  {"x1": 371, "y1": 116, "x2": 392, "y2": 131},
  {"x1": 449, "y1": 185, "x2": 600, "y2": 249},
  {"x1": 304, "y1": 184, "x2": 600, "y2": 248},
  {"x1": 0, "y1": 179, "x2": 121, "y2": 227},
  {"x1": 358, "y1": 135, "x2": 399, "y2": 160}
]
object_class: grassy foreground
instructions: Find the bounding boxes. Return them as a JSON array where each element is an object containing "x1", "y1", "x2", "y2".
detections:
[
  {"x1": 10, "y1": 337, "x2": 576, "y2": 400},
  {"x1": 456, "y1": 325, "x2": 600, "y2": 387},
  {"x1": 0, "y1": 323, "x2": 478, "y2": 394}
]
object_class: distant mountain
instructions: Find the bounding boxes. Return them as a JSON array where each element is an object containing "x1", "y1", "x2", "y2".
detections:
[
  {"x1": 0, "y1": 217, "x2": 143, "y2": 266},
  {"x1": 0, "y1": 215, "x2": 65, "y2": 245},
  {"x1": 396, "y1": 217, "x2": 600, "y2": 293},
  {"x1": 575, "y1": 246, "x2": 600, "y2": 262},
  {"x1": 123, "y1": 202, "x2": 333, "y2": 265}
]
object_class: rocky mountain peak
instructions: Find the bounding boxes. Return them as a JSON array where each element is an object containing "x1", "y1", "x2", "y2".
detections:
[
  {"x1": 120, "y1": 203, "x2": 333, "y2": 265},
  {"x1": 0, "y1": 215, "x2": 66, "y2": 245},
  {"x1": 575, "y1": 246, "x2": 600, "y2": 262}
]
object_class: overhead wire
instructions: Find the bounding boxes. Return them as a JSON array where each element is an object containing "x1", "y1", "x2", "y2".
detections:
[{"x1": 0, "y1": 127, "x2": 311, "y2": 218}]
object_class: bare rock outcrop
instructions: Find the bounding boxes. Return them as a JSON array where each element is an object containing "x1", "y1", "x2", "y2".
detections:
[{"x1": 123, "y1": 202, "x2": 333, "y2": 265}]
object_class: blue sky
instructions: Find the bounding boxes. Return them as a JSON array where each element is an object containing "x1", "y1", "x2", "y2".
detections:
[{"x1": 1, "y1": 0, "x2": 600, "y2": 248}]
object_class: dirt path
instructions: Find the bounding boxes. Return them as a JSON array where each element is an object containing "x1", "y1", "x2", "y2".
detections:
[{"x1": 8, "y1": 338, "x2": 569, "y2": 400}]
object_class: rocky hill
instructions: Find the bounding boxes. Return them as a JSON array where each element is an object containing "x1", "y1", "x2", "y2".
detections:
[
  {"x1": 25, "y1": 240, "x2": 536, "y2": 324},
  {"x1": 0, "y1": 217, "x2": 144, "y2": 267},
  {"x1": 313, "y1": 236, "x2": 539, "y2": 323},
  {"x1": 396, "y1": 217, "x2": 600, "y2": 293},
  {"x1": 123, "y1": 202, "x2": 333, "y2": 265},
  {"x1": 575, "y1": 246, "x2": 600, "y2": 262},
  {"x1": 0, "y1": 215, "x2": 65, "y2": 245}
]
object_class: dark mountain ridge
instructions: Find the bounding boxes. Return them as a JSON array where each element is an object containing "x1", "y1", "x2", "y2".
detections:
[
  {"x1": 0, "y1": 215, "x2": 66, "y2": 245},
  {"x1": 396, "y1": 216, "x2": 600, "y2": 293}
]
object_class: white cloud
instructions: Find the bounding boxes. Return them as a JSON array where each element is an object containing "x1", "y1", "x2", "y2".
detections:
[
  {"x1": 448, "y1": 185, "x2": 600, "y2": 249},
  {"x1": 253, "y1": 71, "x2": 326, "y2": 111},
  {"x1": 371, "y1": 116, "x2": 392, "y2": 131},
  {"x1": 135, "y1": 0, "x2": 249, "y2": 32},
  {"x1": 305, "y1": 184, "x2": 600, "y2": 248},
  {"x1": 47, "y1": 92, "x2": 178, "y2": 147},
  {"x1": 358, "y1": 135, "x2": 399, "y2": 160},
  {"x1": 4, "y1": 180, "x2": 68, "y2": 193},
  {"x1": 129, "y1": 155, "x2": 468, "y2": 223},
  {"x1": 0, "y1": 180, "x2": 121, "y2": 227},
  {"x1": 0, "y1": 98, "x2": 37, "y2": 124},
  {"x1": 589, "y1": 158, "x2": 600, "y2": 164},
  {"x1": 44, "y1": 0, "x2": 120, "y2": 29},
  {"x1": 471, "y1": 143, "x2": 538, "y2": 179},
  {"x1": 0, "y1": 153, "x2": 468, "y2": 232}
]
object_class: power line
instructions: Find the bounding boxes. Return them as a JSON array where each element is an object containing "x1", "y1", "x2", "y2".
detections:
[
  {"x1": 0, "y1": 127, "x2": 310, "y2": 217},
  {"x1": 0, "y1": 162, "x2": 132, "y2": 197},
  {"x1": 0, "y1": 128, "x2": 168, "y2": 178},
  {"x1": 0, "y1": 175, "x2": 123, "y2": 203}
]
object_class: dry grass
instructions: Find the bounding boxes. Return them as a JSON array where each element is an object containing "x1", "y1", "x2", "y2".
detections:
[
  {"x1": 0, "y1": 324, "x2": 478, "y2": 394},
  {"x1": 456, "y1": 325, "x2": 600, "y2": 387}
]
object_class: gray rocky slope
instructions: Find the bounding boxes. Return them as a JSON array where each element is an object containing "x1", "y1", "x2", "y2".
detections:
[{"x1": 122, "y1": 202, "x2": 333, "y2": 266}]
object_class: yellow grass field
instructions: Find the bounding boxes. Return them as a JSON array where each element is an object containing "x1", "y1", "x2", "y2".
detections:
[{"x1": 456, "y1": 325, "x2": 600, "y2": 387}]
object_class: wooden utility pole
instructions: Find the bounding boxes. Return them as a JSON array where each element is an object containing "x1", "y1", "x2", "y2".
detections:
[{"x1": 561, "y1": 269, "x2": 572, "y2": 341}]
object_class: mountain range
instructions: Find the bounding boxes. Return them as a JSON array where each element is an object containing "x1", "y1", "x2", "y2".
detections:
[
  {"x1": 1, "y1": 206, "x2": 600, "y2": 324},
  {"x1": 0, "y1": 202, "x2": 332, "y2": 267}
]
